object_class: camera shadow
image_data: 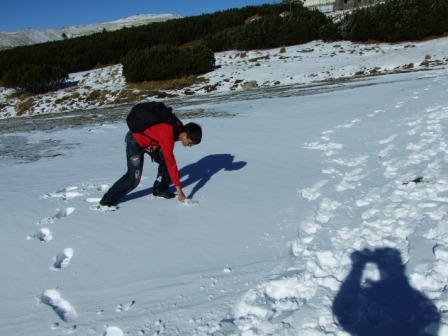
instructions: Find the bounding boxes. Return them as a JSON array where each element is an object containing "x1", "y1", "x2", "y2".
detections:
[{"x1": 332, "y1": 247, "x2": 440, "y2": 335}]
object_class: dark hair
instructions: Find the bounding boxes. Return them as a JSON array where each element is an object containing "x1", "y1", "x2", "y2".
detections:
[{"x1": 184, "y1": 122, "x2": 202, "y2": 144}]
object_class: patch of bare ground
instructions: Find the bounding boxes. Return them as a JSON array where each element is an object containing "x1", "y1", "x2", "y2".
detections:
[
  {"x1": 129, "y1": 75, "x2": 206, "y2": 91},
  {"x1": 16, "y1": 97, "x2": 36, "y2": 116},
  {"x1": 7, "y1": 74, "x2": 210, "y2": 116}
]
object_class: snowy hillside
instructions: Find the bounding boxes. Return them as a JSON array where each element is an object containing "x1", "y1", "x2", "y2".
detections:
[
  {"x1": 0, "y1": 14, "x2": 181, "y2": 50},
  {"x1": 1, "y1": 35, "x2": 448, "y2": 336},
  {"x1": 1, "y1": 36, "x2": 447, "y2": 120}
]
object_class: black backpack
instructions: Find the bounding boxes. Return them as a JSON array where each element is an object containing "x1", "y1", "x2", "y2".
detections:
[{"x1": 126, "y1": 102, "x2": 182, "y2": 137}]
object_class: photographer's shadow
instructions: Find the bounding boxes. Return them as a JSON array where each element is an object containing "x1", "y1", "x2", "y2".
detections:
[{"x1": 332, "y1": 247, "x2": 440, "y2": 336}]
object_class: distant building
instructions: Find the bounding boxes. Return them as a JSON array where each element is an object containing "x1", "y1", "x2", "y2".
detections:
[
  {"x1": 284, "y1": 0, "x2": 334, "y2": 12},
  {"x1": 332, "y1": 0, "x2": 385, "y2": 11},
  {"x1": 299, "y1": 0, "x2": 385, "y2": 12},
  {"x1": 303, "y1": 0, "x2": 334, "y2": 7}
]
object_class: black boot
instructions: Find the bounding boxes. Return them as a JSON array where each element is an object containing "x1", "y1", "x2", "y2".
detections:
[
  {"x1": 153, "y1": 177, "x2": 175, "y2": 199},
  {"x1": 99, "y1": 196, "x2": 117, "y2": 206},
  {"x1": 153, "y1": 189, "x2": 176, "y2": 199}
]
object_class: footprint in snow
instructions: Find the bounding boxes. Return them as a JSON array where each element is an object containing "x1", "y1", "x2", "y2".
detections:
[
  {"x1": 183, "y1": 198, "x2": 199, "y2": 205},
  {"x1": 86, "y1": 197, "x2": 101, "y2": 204},
  {"x1": 301, "y1": 180, "x2": 328, "y2": 201},
  {"x1": 103, "y1": 326, "x2": 124, "y2": 336},
  {"x1": 335, "y1": 168, "x2": 366, "y2": 192},
  {"x1": 378, "y1": 134, "x2": 398, "y2": 145},
  {"x1": 336, "y1": 118, "x2": 361, "y2": 129},
  {"x1": 28, "y1": 227, "x2": 53, "y2": 242},
  {"x1": 53, "y1": 248, "x2": 74, "y2": 269},
  {"x1": 41, "y1": 186, "x2": 85, "y2": 200},
  {"x1": 40, "y1": 289, "x2": 77, "y2": 322},
  {"x1": 37, "y1": 207, "x2": 75, "y2": 225},
  {"x1": 116, "y1": 300, "x2": 136, "y2": 312},
  {"x1": 316, "y1": 198, "x2": 341, "y2": 224},
  {"x1": 86, "y1": 198, "x2": 119, "y2": 211},
  {"x1": 54, "y1": 207, "x2": 75, "y2": 219}
]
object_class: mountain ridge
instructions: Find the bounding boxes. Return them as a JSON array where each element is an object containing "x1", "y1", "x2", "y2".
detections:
[{"x1": 0, "y1": 13, "x2": 182, "y2": 50}]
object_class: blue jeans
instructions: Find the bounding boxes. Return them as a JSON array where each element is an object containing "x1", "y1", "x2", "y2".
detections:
[{"x1": 101, "y1": 132, "x2": 171, "y2": 204}]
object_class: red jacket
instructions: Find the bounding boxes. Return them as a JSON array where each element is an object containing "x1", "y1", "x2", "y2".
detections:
[{"x1": 132, "y1": 124, "x2": 181, "y2": 187}]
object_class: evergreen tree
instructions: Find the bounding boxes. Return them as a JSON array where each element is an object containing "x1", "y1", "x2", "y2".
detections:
[
  {"x1": 3, "y1": 63, "x2": 68, "y2": 94},
  {"x1": 121, "y1": 44, "x2": 215, "y2": 83}
]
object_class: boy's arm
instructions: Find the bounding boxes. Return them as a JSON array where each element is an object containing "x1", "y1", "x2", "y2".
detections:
[{"x1": 153, "y1": 125, "x2": 185, "y2": 201}]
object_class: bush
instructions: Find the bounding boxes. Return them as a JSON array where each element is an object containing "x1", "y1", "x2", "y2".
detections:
[
  {"x1": 121, "y1": 44, "x2": 215, "y2": 83},
  {"x1": 3, "y1": 63, "x2": 68, "y2": 94},
  {"x1": 319, "y1": 22, "x2": 342, "y2": 41}
]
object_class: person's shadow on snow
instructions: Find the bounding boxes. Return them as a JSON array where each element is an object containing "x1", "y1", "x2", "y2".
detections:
[
  {"x1": 179, "y1": 153, "x2": 246, "y2": 199},
  {"x1": 332, "y1": 247, "x2": 440, "y2": 336},
  {"x1": 122, "y1": 154, "x2": 246, "y2": 202}
]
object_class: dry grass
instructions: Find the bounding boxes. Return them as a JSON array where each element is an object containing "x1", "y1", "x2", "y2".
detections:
[
  {"x1": 85, "y1": 90, "x2": 102, "y2": 102},
  {"x1": 16, "y1": 97, "x2": 35, "y2": 116},
  {"x1": 7, "y1": 75, "x2": 207, "y2": 116},
  {"x1": 129, "y1": 75, "x2": 206, "y2": 91},
  {"x1": 248, "y1": 55, "x2": 270, "y2": 62},
  {"x1": 6, "y1": 91, "x2": 33, "y2": 100}
]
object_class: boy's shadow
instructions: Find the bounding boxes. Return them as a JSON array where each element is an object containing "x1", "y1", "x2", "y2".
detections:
[
  {"x1": 332, "y1": 247, "x2": 440, "y2": 336},
  {"x1": 179, "y1": 153, "x2": 246, "y2": 198},
  {"x1": 122, "y1": 153, "x2": 246, "y2": 202}
]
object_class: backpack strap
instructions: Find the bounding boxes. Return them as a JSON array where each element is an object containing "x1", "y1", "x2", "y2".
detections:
[{"x1": 171, "y1": 116, "x2": 184, "y2": 141}]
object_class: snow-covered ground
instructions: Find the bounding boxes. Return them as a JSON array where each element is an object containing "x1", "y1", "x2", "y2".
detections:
[
  {"x1": 0, "y1": 14, "x2": 181, "y2": 50},
  {"x1": 1, "y1": 36, "x2": 448, "y2": 335}
]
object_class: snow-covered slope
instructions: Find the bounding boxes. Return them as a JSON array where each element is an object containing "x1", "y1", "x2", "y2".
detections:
[
  {"x1": 1, "y1": 49, "x2": 448, "y2": 335},
  {"x1": 0, "y1": 14, "x2": 181, "y2": 50}
]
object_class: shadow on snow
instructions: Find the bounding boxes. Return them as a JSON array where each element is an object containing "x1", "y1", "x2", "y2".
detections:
[
  {"x1": 122, "y1": 153, "x2": 247, "y2": 202},
  {"x1": 332, "y1": 247, "x2": 440, "y2": 335}
]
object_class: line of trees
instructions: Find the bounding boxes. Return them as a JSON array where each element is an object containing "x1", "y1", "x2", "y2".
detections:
[
  {"x1": 0, "y1": 0, "x2": 447, "y2": 94},
  {"x1": 204, "y1": 9, "x2": 332, "y2": 51},
  {"x1": 0, "y1": 4, "x2": 290, "y2": 83},
  {"x1": 338, "y1": 0, "x2": 448, "y2": 41},
  {"x1": 2, "y1": 63, "x2": 68, "y2": 94}
]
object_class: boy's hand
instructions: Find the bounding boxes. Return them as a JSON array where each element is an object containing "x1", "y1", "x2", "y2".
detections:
[
  {"x1": 176, "y1": 187, "x2": 187, "y2": 202},
  {"x1": 145, "y1": 146, "x2": 159, "y2": 153}
]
